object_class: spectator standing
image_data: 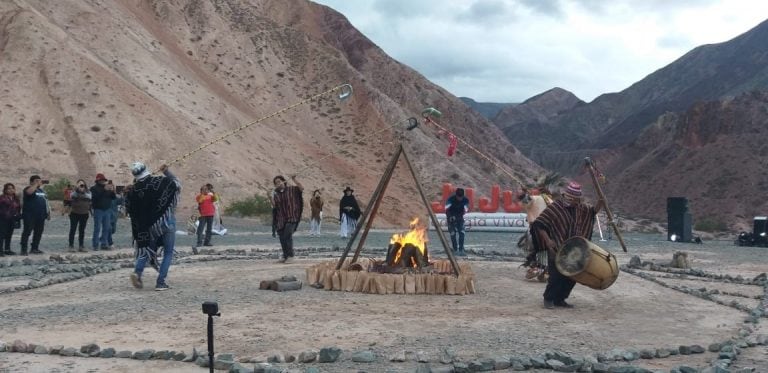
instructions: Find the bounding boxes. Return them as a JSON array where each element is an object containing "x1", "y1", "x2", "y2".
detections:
[
  {"x1": 445, "y1": 188, "x2": 469, "y2": 256},
  {"x1": 309, "y1": 189, "x2": 324, "y2": 236},
  {"x1": 339, "y1": 186, "x2": 361, "y2": 238},
  {"x1": 90, "y1": 173, "x2": 115, "y2": 250},
  {"x1": 272, "y1": 175, "x2": 303, "y2": 263},
  {"x1": 0, "y1": 183, "x2": 21, "y2": 256},
  {"x1": 68, "y1": 180, "x2": 91, "y2": 252},
  {"x1": 194, "y1": 184, "x2": 217, "y2": 253},
  {"x1": 20, "y1": 175, "x2": 50, "y2": 255},
  {"x1": 128, "y1": 162, "x2": 181, "y2": 291}
]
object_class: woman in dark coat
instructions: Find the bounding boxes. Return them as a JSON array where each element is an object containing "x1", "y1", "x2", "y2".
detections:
[{"x1": 339, "y1": 186, "x2": 361, "y2": 238}]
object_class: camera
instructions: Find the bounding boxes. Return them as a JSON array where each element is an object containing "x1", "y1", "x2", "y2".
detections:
[
  {"x1": 202, "y1": 301, "x2": 219, "y2": 316},
  {"x1": 41, "y1": 179, "x2": 50, "y2": 185}
]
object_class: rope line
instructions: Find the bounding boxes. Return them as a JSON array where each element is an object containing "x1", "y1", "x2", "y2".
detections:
[
  {"x1": 423, "y1": 116, "x2": 526, "y2": 187},
  {"x1": 161, "y1": 83, "x2": 352, "y2": 171}
]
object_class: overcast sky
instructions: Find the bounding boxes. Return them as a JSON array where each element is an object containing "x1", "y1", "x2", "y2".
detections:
[{"x1": 311, "y1": 0, "x2": 768, "y2": 103}]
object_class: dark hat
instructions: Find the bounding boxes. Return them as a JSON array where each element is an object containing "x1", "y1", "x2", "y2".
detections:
[
  {"x1": 95, "y1": 173, "x2": 107, "y2": 182},
  {"x1": 455, "y1": 187, "x2": 465, "y2": 197},
  {"x1": 343, "y1": 186, "x2": 354, "y2": 193}
]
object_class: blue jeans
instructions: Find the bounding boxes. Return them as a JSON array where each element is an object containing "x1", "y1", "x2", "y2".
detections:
[
  {"x1": 134, "y1": 218, "x2": 176, "y2": 286},
  {"x1": 447, "y1": 217, "x2": 465, "y2": 252},
  {"x1": 92, "y1": 209, "x2": 112, "y2": 249},
  {"x1": 109, "y1": 211, "x2": 118, "y2": 245}
]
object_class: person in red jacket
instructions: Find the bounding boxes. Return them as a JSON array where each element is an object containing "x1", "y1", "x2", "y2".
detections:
[{"x1": 193, "y1": 184, "x2": 217, "y2": 253}]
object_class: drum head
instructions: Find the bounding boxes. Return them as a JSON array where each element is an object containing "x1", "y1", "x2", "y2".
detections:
[{"x1": 555, "y1": 237, "x2": 591, "y2": 276}]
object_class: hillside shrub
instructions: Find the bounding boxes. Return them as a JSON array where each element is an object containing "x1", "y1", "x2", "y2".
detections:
[
  {"x1": 695, "y1": 218, "x2": 728, "y2": 233},
  {"x1": 225, "y1": 194, "x2": 272, "y2": 217},
  {"x1": 43, "y1": 178, "x2": 72, "y2": 201}
]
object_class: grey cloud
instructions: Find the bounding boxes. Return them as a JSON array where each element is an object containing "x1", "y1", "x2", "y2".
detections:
[
  {"x1": 519, "y1": 0, "x2": 564, "y2": 17},
  {"x1": 371, "y1": 0, "x2": 436, "y2": 19}
]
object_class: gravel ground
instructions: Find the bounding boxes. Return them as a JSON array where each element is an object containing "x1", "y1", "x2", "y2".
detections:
[{"x1": 1, "y1": 214, "x2": 766, "y2": 372}]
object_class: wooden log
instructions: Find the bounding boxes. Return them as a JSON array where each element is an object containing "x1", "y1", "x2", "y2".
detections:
[{"x1": 273, "y1": 280, "x2": 302, "y2": 292}]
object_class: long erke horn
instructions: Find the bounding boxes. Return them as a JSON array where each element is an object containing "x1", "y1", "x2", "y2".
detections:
[{"x1": 585, "y1": 157, "x2": 627, "y2": 252}]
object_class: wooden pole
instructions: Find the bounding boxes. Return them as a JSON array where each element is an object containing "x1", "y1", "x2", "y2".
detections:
[
  {"x1": 401, "y1": 147, "x2": 461, "y2": 276},
  {"x1": 336, "y1": 144, "x2": 402, "y2": 270},
  {"x1": 585, "y1": 157, "x2": 628, "y2": 252},
  {"x1": 350, "y1": 146, "x2": 402, "y2": 263}
]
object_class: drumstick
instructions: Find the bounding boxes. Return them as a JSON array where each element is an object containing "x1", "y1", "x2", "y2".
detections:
[{"x1": 584, "y1": 157, "x2": 627, "y2": 252}]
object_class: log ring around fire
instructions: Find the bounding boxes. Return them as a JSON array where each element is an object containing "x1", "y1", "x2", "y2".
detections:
[{"x1": 305, "y1": 259, "x2": 476, "y2": 295}]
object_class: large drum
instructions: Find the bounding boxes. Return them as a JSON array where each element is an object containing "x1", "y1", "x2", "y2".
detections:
[{"x1": 555, "y1": 236, "x2": 619, "y2": 290}]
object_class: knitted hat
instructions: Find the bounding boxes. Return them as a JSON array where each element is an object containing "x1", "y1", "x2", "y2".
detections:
[
  {"x1": 131, "y1": 162, "x2": 150, "y2": 180},
  {"x1": 564, "y1": 181, "x2": 582, "y2": 199},
  {"x1": 95, "y1": 173, "x2": 107, "y2": 182}
]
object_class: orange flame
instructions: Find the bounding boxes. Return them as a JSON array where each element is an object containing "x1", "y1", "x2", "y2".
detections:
[{"x1": 390, "y1": 217, "x2": 428, "y2": 266}]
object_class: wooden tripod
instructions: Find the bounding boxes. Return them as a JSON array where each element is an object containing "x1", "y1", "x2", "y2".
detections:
[{"x1": 335, "y1": 143, "x2": 461, "y2": 276}]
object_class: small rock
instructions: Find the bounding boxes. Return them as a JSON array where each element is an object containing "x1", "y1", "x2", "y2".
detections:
[
  {"x1": 318, "y1": 347, "x2": 341, "y2": 363},
  {"x1": 12, "y1": 340, "x2": 28, "y2": 353},
  {"x1": 298, "y1": 350, "x2": 317, "y2": 363},
  {"x1": 132, "y1": 349, "x2": 155, "y2": 360},
  {"x1": 116, "y1": 350, "x2": 132, "y2": 358},
  {"x1": 60, "y1": 347, "x2": 77, "y2": 357},
  {"x1": 81, "y1": 343, "x2": 100, "y2": 354},
  {"x1": 100, "y1": 348, "x2": 115, "y2": 358},
  {"x1": 351, "y1": 350, "x2": 376, "y2": 363},
  {"x1": 33, "y1": 345, "x2": 49, "y2": 354}
]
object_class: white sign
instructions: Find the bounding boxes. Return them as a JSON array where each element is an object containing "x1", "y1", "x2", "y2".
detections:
[{"x1": 431, "y1": 213, "x2": 529, "y2": 232}]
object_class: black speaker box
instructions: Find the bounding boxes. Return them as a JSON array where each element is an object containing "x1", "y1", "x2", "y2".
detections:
[
  {"x1": 754, "y1": 217, "x2": 767, "y2": 235},
  {"x1": 668, "y1": 212, "x2": 692, "y2": 242},
  {"x1": 666, "y1": 197, "x2": 688, "y2": 214}
]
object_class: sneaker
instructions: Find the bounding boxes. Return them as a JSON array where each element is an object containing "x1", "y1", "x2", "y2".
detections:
[
  {"x1": 68, "y1": 246, "x2": 76, "y2": 253},
  {"x1": 101, "y1": 245, "x2": 111, "y2": 251},
  {"x1": 192, "y1": 246, "x2": 199, "y2": 255},
  {"x1": 130, "y1": 273, "x2": 143, "y2": 289},
  {"x1": 276, "y1": 258, "x2": 286, "y2": 264},
  {"x1": 78, "y1": 246, "x2": 88, "y2": 253},
  {"x1": 543, "y1": 300, "x2": 555, "y2": 309},
  {"x1": 203, "y1": 243, "x2": 213, "y2": 247},
  {"x1": 283, "y1": 257, "x2": 295, "y2": 264},
  {"x1": 554, "y1": 300, "x2": 574, "y2": 308},
  {"x1": 30, "y1": 249, "x2": 44, "y2": 255},
  {"x1": 155, "y1": 283, "x2": 170, "y2": 291}
]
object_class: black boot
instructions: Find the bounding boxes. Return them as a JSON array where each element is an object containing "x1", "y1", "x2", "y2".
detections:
[{"x1": 4, "y1": 250, "x2": 16, "y2": 255}]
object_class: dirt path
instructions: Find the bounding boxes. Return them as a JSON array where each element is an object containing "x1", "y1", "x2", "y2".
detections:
[{"x1": 2, "y1": 242, "x2": 763, "y2": 372}]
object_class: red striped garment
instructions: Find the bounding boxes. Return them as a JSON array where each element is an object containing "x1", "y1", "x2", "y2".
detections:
[
  {"x1": 531, "y1": 199, "x2": 597, "y2": 252},
  {"x1": 273, "y1": 185, "x2": 302, "y2": 230}
]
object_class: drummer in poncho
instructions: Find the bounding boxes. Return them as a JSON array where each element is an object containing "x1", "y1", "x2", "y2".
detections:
[{"x1": 531, "y1": 182, "x2": 603, "y2": 309}]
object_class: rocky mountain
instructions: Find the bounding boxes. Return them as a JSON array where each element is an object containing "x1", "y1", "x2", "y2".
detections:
[
  {"x1": 0, "y1": 0, "x2": 542, "y2": 226},
  {"x1": 492, "y1": 87, "x2": 584, "y2": 161},
  {"x1": 492, "y1": 19, "x2": 768, "y2": 230},
  {"x1": 458, "y1": 97, "x2": 509, "y2": 120},
  {"x1": 600, "y1": 91, "x2": 768, "y2": 230}
]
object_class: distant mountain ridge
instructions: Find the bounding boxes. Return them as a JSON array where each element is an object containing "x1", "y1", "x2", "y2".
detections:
[
  {"x1": 459, "y1": 97, "x2": 510, "y2": 120},
  {"x1": 490, "y1": 19, "x2": 768, "y2": 229}
]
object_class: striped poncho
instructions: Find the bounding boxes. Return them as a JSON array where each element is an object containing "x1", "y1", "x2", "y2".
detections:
[{"x1": 531, "y1": 199, "x2": 597, "y2": 253}]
